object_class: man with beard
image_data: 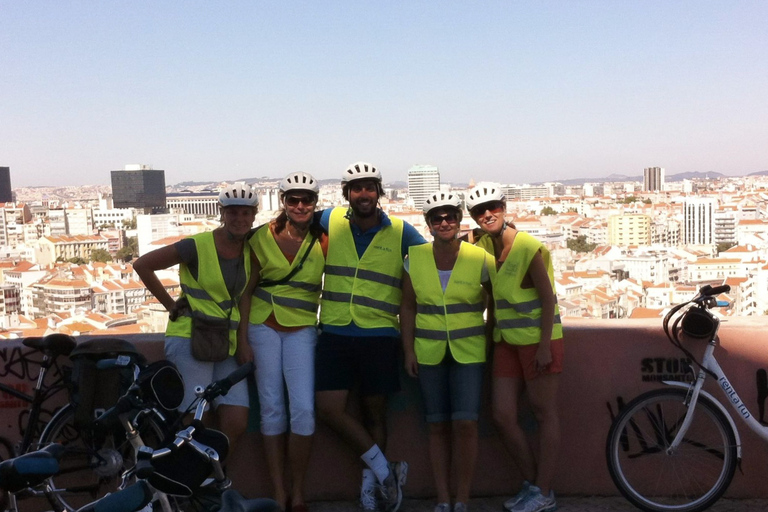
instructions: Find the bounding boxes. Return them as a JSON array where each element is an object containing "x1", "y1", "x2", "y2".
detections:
[{"x1": 315, "y1": 162, "x2": 426, "y2": 512}]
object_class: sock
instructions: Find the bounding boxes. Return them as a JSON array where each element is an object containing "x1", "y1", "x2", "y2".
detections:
[
  {"x1": 360, "y1": 444, "x2": 390, "y2": 484},
  {"x1": 361, "y1": 469, "x2": 376, "y2": 493}
]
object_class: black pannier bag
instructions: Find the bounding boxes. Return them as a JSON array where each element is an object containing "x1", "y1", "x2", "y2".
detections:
[{"x1": 68, "y1": 338, "x2": 145, "y2": 428}]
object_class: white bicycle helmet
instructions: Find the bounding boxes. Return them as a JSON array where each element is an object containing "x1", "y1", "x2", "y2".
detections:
[
  {"x1": 280, "y1": 172, "x2": 320, "y2": 195},
  {"x1": 466, "y1": 182, "x2": 505, "y2": 211},
  {"x1": 423, "y1": 192, "x2": 462, "y2": 218},
  {"x1": 218, "y1": 181, "x2": 259, "y2": 208},
  {"x1": 342, "y1": 162, "x2": 382, "y2": 184}
]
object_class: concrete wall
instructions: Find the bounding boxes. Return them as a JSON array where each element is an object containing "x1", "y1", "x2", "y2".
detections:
[{"x1": 2, "y1": 319, "x2": 768, "y2": 501}]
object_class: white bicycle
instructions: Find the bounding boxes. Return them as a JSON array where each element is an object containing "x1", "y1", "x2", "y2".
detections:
[{"x1": 605, "y1": 283, "x2": 764, "y2": 512}]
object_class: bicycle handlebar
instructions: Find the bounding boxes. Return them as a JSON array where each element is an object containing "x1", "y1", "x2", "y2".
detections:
[
  {"x1": 198, "y1": 362, "x2": 254, "y2": 404},
  {"x1": 699, "y1": 284, "x2": 730, "y2": 297}
]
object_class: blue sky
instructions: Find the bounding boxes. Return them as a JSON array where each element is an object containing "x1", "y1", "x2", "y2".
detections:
[{"x1": 2, "y1": 1, "x2": 766, "y2": 187}]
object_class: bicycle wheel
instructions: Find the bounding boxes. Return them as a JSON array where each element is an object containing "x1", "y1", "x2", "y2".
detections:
[
  {"x1": 606, "y1": 388, "x2": 737, "y2": 512},
  {"x1": 38, "y1": 404, "x2": 170, "y2": 512}
]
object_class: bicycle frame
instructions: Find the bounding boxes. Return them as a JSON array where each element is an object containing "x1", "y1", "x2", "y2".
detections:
[
  {"x1": 664, "y1": 333, "x2": 768, "y2": 456},
  {"x1": 0, "y1": 351, "x2": 67, "y2": 455}
]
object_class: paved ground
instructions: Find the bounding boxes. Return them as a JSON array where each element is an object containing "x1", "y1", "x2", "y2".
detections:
[{"x1": 310, "y1": 496, "x2": 768, "y2": 512}]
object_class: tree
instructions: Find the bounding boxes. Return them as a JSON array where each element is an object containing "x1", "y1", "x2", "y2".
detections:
[
  {"x1": 716, "y1": 242, "x2": 736, "y2": 254},
  {"x1": 540, "y1": 206, "x2": 558, "y2": 216},
  {"x1": 68, "y1": 257, "x2": 86, "y2": 264},
  {"x1": 90, "y1": 249, "x2": 113, "y2": 263},
  {"x1": 123, "y1": 217, "x2": 137, "y2": 230},
  {"x1": 117, "y1": 236, "x2": 139, "y2": 262},
  {"x1": 567, "y1": 235, "x2": 598, "y2": 253}
]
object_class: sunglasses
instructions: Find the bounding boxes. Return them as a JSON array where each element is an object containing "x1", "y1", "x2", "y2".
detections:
[
  {"x1": 470, "y1": 201, "x2": 504, "y2": 218},
  {"x1": 429, "y1": 212, "x2": 459, "y2": 226},
  {"x1": 284, "y1": 195, "x2": 316, "y2": 207}
]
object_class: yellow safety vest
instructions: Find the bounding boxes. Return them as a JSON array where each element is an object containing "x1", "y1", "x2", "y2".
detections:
[
  {"x1": 320, "y1": 207, "x2": 404, "y2": 330},
  {"x1": 248, "y1": 225, "x2": 325, "y2": 327},
  {"x1": 165, "y1": 231, "x2": 250, "y2": 355},
  {"x1": 476, "y1": 232, "x2": 563, "y2": 346},
  {"x1": 409, "y1": 242, "x2": 492, "y2": 365}
]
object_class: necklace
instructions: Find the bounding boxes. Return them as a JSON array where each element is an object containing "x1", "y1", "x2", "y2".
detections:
[{"x1": 285, "y1": 222, "x2": 307, "y2": 242}]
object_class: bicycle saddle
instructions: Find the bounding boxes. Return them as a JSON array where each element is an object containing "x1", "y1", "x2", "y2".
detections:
[
  {"x1": 23, "y1": 333, "x2": 76, "y2": 357},
  {"x1": 0, "y1": 443, "x2": 65, "y2": 493},
  {"x1": 219, "y1": 490, "x2": 280, "y2": 512}
]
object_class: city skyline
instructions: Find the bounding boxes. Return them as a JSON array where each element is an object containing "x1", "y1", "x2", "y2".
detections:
[{"x1": 2, "y1": 1, "x2": 767, "y2": 187}]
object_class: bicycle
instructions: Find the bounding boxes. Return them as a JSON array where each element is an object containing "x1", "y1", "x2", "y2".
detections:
[
  {"x1": 0, "y1": 334, "x2": 176, "y2": 512},
  {"x1": 77, "y1": 361, "x2": 276, "y2": 512},
  {"x1": 0, "y1": 334, "x2": 76, "y2": 510},
  {"x1": 605, "y1": 283, "x2": 754, "y2": 512}
]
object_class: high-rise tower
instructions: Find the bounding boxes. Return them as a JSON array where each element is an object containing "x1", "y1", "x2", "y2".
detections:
[
  {"x1": 643, "y1": 167, "x2": 665, "y2": 192},
  {"x1": 0, "y1": 167, "x2": 13, "y2": 203},
  {"x1": 407, "y1": 164, "x2": 440, "y2": 210},
  {"x1": 683, "y1": 197, "x2": 716, "y2": 245},
  {"x1": 110, "y1": 165, "x2": 166, "y2": 213}
]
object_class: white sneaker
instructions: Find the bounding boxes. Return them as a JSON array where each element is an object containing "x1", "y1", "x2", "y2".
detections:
[
  {"x1": 434, "y1": 503, "x2": 450, "y2": 512},
  {"x1": 503, "y1": 481, "x2": 532, "y2": 511},
  {"x1": 377, "y1": 461, "x2": 408, "y2": 512},
  {"x1": 510, "y1": 486, "x2": 556, "y2": 512},
  {"x1": 360, "y1": 486, "x2": 377, "y2": 511}
]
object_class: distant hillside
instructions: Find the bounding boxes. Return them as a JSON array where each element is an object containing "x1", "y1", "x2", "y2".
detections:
[{"x1": 537, "y1": 171, "x2": 729, "y2": 186}]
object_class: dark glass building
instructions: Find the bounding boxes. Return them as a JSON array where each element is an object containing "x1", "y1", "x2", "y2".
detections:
[
  {"x1": 110, "y1": 166, "x2": 167, "y2": 213},
  {"x1": 0, "y1": 167, "x2": 13, "y2": 203}
]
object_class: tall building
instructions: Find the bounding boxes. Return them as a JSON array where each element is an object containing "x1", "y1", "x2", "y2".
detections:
[
  {"x1": 110, "y1": 165, "x2": 166, "y2": 213},
  {"x1": 643, "y1": 167, "x2": 665, "y2": 192},
  {"x1": 0, "y1": 167, "x2": 13, "y2": 203},
  {"x1": 407, "y1": 165, "x2": 440, "y2": 210},
  {"x1": 684, "y1": 197, "x2": 717, "y2": 245}
]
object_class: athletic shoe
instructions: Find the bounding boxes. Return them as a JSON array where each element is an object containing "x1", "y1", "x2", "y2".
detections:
[
  {"x1": 510, "y1": 486, "x2": 556, "y2": 512},
  {"x1": 503, "y1": 481, "x2": 532, "y2": 511},
  {"x1": 453, "y1": 502, "x2": 467, "y2": 512},
  {"x1": 377, "y1": 461, "x2": 408, "y2": 512},
  {"x1": 434, "y1": 503, "x2": 450, "y2": 512},
  {"x1": 360, "y1": 486, "x2": 377, "y2": 512}
]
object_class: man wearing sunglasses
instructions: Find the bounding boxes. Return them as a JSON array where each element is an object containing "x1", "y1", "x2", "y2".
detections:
[{"x1": 315, "y1": 162, "x2": 426, "y2": 512}]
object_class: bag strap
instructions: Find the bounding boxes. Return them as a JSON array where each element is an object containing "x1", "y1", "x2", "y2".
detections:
[{"x1": 258, "y1": 235, "x2": 318, "y2": 288}]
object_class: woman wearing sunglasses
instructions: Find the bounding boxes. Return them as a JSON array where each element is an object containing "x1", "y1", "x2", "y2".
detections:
[
  {"x1": 400, "y1": 192, "x2": 494, "y2": 512},
  {"x1": 466, "y1": 183, "x2": 563, "y2": 512},
  {"x1": 238, "y1": 172, "x2": 326, "y2": 512}
]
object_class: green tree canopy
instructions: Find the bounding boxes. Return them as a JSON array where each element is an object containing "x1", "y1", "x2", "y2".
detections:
[
  {"x1": 117, "y1": 237, "x2": 139, "y2": 262},
  {"x1": 90, "y1": 249, "x2": 113, "y2": 263},
  {"x1": 567, "y1": 235, "x2": 598, "y2": 253},
  {"x1": 540, "y1": 206, "x2": 558, "y2": 216}
]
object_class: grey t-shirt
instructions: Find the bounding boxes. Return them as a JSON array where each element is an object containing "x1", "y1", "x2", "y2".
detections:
[{"x1": 175, "y1": 238, "x2": 245, "y2": 297}]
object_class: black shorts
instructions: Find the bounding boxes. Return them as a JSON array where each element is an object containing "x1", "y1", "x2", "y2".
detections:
[{"x1": 315, "y1": 332, "x2": 401, "y2": 396}]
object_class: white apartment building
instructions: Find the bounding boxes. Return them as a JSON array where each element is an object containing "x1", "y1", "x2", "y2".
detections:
[
  {"x1": 407, "y1": 165, "x2": 440, "y2": 209},
  {"x1": 166, "y1": 191, "x2": 220, "y2": 218},
  {"x1": 684, "y1": 197, "x2": 717, "y2": 245},
  {"x1": 688, "y1": 257, "x2": 744, "y2": 283},
  {"x1": 615, "y1": 250, "x2": 670, "y2": 284},
  {"x1": 714, "y1": 209, "x2": 738, "y2": 245},
  {"x1": 64, "y1": 207, "x2": 93, "y2": 236}
]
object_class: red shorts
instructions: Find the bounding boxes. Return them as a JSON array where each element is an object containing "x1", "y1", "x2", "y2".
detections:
[{"x1": 492, "y1": 339, "x2": 564, "y2": 380}]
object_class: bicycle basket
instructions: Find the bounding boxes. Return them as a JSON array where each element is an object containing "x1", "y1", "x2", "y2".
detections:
[
  {"x1": 68, "y1": 338, "x2": 145, "y2": 428},
  {"x1": 681, "y1": 307, "x2": 717, "y2": 339},
  {"x1": 147, "y1": 428, "x2": 229, "y2": 496},
  {"x1": 135, "y1": 360, "x2": 184, "y2": 411}
]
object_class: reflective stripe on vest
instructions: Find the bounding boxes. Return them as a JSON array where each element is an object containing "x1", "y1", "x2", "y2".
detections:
[
  {"x1": 409, "y1": 242, "x2": 490, "y2": 365},
  {"x1": 248, "y1": 225, "x2": 324, "y2": 327},
  {"x1": 476, "y1": 232, "x2": 563, "y2": 346},
  {"x1": 166, "y1": 231, "x2": 250, "y2": 353},
  {"x1": 320, "y1": 207, "x2": 405, "y2": 330}
]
